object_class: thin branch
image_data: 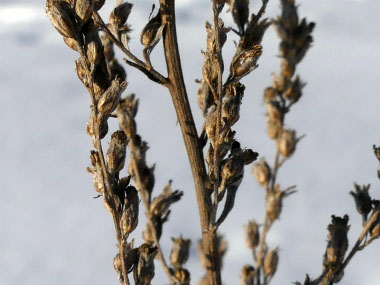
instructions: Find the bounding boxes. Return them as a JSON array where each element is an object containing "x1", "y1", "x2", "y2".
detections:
[{"x1": 92, "y1": 11, "x2": 168, "y2": 85}]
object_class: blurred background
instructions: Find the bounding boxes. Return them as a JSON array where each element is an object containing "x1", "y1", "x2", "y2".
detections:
[{"x1": 1, "y1": 0, "x2": 379, "y2": 284}]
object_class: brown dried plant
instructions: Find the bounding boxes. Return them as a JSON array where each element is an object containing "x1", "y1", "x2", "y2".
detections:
[{"x1": 46, "y1": 0, "x2": 380, "y2": 284}]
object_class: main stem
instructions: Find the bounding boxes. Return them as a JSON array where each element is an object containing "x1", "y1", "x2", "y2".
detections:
[{"x1": 159, "y1": 0, "x2": 221, "y2": 283}]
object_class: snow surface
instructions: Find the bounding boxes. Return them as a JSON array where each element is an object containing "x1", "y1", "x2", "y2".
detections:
[{"x1": 1, "y1": 0, "x2": 379, "y2": 284}]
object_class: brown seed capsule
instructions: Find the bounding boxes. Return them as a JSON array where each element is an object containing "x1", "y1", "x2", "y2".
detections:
[
  {"x1": 97, "y1": 79, "x2": 127, "y2": 121},
  {"x1": 267, "y1": 119, "x2": 282, "y2": 140},
  {"x1": 266, "y1": 101, "x2": 283, "y2": 122},
  {"x1": 75, "y1": 56, "x2": 89, "y2": 87},
  {"x1": 170, "y1": 237, "x2": 191, "y2": 268},
  {"x1": 113, "y1": 253, "x2": 122, "y2": 280},
  {"x1": 141, "y1": 11, "x2": 164, "y2": 52},
  {"x1": 107, "y1": 130, "x2": 128, "y2": 174},
  {"x1": 75, "y1": 0, "x2": 93, "y2": 24},
  {"x1": 241, "y1": 265, "x2": 256, "y2": 285},
  {"x1": 266, "y1": 185, "x2": 296, "y2": 222},
  {"x1": 263, "y1": 87, "x2": 277, "y2": 104},
  {"x1": 272, "y1": 73, "x2": 287, "y2": 93},
  {"x1": 46, "y1": 0, "x2": 77, "y2": 39},
  {"x1": 281, "y1": 58, "x2": 296, "y2": 79},
  {"x1": 110, "y1": 2, "x2": 133, "y2": 27},
  {"x1": 278, "y1": 129, "x2": 297, "y2": 157},
  {"x1": 264, "y1": 247, "x2": 278, "y2": 278},
  {"x1": 63, "y1": 36, "x2": 80, "y2": 52},
  {"x1": 134, "y1": 243, "x2": 158, "y2": 285},
  {"x1": 86, "y1": 41, "x2": 102, "y2": 64},
  {"x1": 87, "y1": 150, "x2": 105, "y2": 194},
  {"x1": 120, "y1": 186, "x2": 139, "y2": 235},
  {"x1": 227, "y1": 44, "x2": 262, "y2": 84},
  {"x1": 252, "y1": 158, "x2": 271, "y2": 187},
  {"x1": 349, "y1": 184, "x2": 372, "y2": 224},
  {"x1": 150, "y1": 181, "x2": 183, "y2": 217},
  {"x1": 285, "y1": 76, "x2": 305, "y2": 104},
  {"x1": 174, "y1": 268, "x2": 190, "y2": 285},
  {"x1": 244, "y1": 220, "x2": 260, "y2": 250}
]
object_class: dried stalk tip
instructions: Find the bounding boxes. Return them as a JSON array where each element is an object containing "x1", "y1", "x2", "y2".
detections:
[
  {"x1": 349, "y1": 183, "x2": 372, "y2": 224},
  {"x1": 170, "y1": 236, "x2": 191, "y2": 268},
  {"x1": 264, "y1": 247, "x2": 279, "y2": 279},
  {"x1": 322, "y1": 215, "x2": 349, "y2": 283},
  {"x1": 241, "y1": 265, "x2": 256, "y2": 285},
  {"x1": 244, "y1": 220, "x2": 260, "y2": 250},
  {"x1": 252, "y1": 158, "x2": 271, "y2": 187}
]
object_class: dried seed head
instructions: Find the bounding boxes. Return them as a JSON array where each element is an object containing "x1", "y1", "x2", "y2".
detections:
[
  {"x1": 266, "y1": 101, "x2": 283, "y2": 122},
  {"x1": 174, "y1": 268, "x2": 190, "y2": 285},
  {"x1": 264, "y1": 247, "x2": 279, "y2": 278},
  {"x1": 244, "y1": 220, "x2": 260, "y2": 250},
  {"x1": 281, "y1": 0, "x2": 299, "y2": 30},
  {"x1": 219, "y1": 152, "x2": 245, "y2": 196},
  {"x1": 63, "y1": 36, "x2": 80, "y2": 51},
  {"x1": 349, "y1": 183, "x2": 372, "y2": 224},
  {"x1": 241, "y1": 265, "x2": 256, "y2": 285},
  {"x1": 110, "y1": 2, "x2": 133, "y2": 27},
  {"x1": 141, "y1": 10, "x2": 164, "y2": 52},
  {"x1": 106, "y1": 130, "x2": 128, "y2": 174},
  {"x1": 75, "y1": 0, "x2": 93, "y2": 24},
  {"x1": 281, "y1": 58, "x2": 296, "y2": 79},
  {"x1": 97, "y1": 79, "x2": 127, "y2": 121},
  {"x1": 242, "y1": 17, "x2": 270, "y2": 49},
  {"x1": 170, "y1": 236, "x2": 191, "y2": 268},
  {"x1": 230, "y1": 0, "x2": 249, "y2": 34},
  {"x1": 150, "y1": 181, "x2": 183, "y2": 217},
  {"x1": 252, "y1": 158, "x2": 271, "y2": 187},
  {"x1": 228, "y1": 44, "x2": 263, "y2": 84},
  {"x1": 285, "y1": 76, "x2": 305, "y2": 103},
  {"x1": 87, "y1": 150, "x2": 105, "y2": 194},
  {"x1": 75, "y1": 56, "x2": 89, "y2": 87},
  {"x1": 134, "y1": 243, "x2": 158, "y2": 285},
  {"x1": 266, "y1": 185, "x2": 296, "y2": 222},
  {"x1": 120, "y1": 186, "x2": 139, "y2": 235},
  {"x1": 278, "y1": 129, "x2": 297, "y2": 157},
  {"x1": 267, "y1": 119, "x2": 282, "y2": 140},
  {"x1": 46, "y1": 0, "x2": 77, "y2": 39},
  {"x1": 263, "y1": 87, "x2": 277, "y2": 104}
]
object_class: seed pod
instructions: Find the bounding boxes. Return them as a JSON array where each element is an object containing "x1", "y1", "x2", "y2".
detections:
[
  {"x1": 75, "y1": 56, "x2": 89, "y2": 87},
  {"x1": 230, "y1": 0, "x2": 249, "y2": 34},
  {"x1": 110, "y1": 2, "x2": 133, "y2": 27},
  {"x1": 120, "y1": 186, "x2": 139, "y2": 235},
  {"x1": 252, "y1": 158, "x2": 271, "y2": 187},
  {"x1": 63, "y1": 36, "x2": 80, "y2": 52},
  {"x1": 263, "y1": 87, "x2": 277, "y2": 104},
  {"x1": 244, "y1": 220, "x2": 260, "y2": 250},
  {"x1": 106, "y1": 130, "x2": 128, "y2": 174},
  {"x1": 266, "y1": 185, "x2": 296, "y2": 222},
  {"x1": 75, "y1": 0, "x2": 93, "y2": 24},
  {"x1": 170, "y1": 237, "x2": 191, "y2": 268},
  {"x1": 97, "y1": 79, "x2": 127, "y2": 121},
  {"x1": 285, "y1": 76, "x2": 305, "y2": 103},
  {"x1": 278, "y1": 129, "x2": 297, "y2": 157},
  {"x1": 266, "y1": 101, "x2": 283, "y2": 122},
  {"x1": 150, "y1": 181, "x2": 183, "y2": 217},
  {"x1": 174, "y1": 268, "x2": 190, "y2": 285},
  {"x1": 267, "y1": 119, "x2": 282, "y2": 140},
  {"x1": 46, "y1": 0, "x2": 77, "y2": 39},
  {"x1": 87, "y1": 150, "x2": 105, "y2": 194},
  {"x1": 264, "y1": 247, "x2": 278, "y2": 278},
  {"x1": 134, "y1": 243, "x2": 158, "y2": 285},
  {"x1": 141, "y1": 10, "x2": 164, "y2": 52},
  {"x1": 241, "y1": 265, "x2": 256, "y2": 285},
  {"x1": 113, "y1": 253, "x2": 122, "y2": 280},
  {"x1": 227, "y1": 44, "x2": 262, "y2": 85},
  {"x1": 86, "y1": 41, "x2": 102, "y2": 64},
  {"x1": 272, "y1": 73, "x2": 287, "y2": 93}
]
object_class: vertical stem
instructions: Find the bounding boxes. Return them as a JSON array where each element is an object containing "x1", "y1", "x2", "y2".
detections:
[{"x1": 159, "y1": 0, "x2": 221, "y2": 283}]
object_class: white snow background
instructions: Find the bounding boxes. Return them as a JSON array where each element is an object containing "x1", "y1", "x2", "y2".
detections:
[{"x1": 0, "y1": 0, "x2": 379, "y2": 284}]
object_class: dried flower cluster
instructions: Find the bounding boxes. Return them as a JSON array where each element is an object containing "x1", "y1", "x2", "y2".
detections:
[{"x1": 46, "y1": 0, "x2": 379, "y2": 284}]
